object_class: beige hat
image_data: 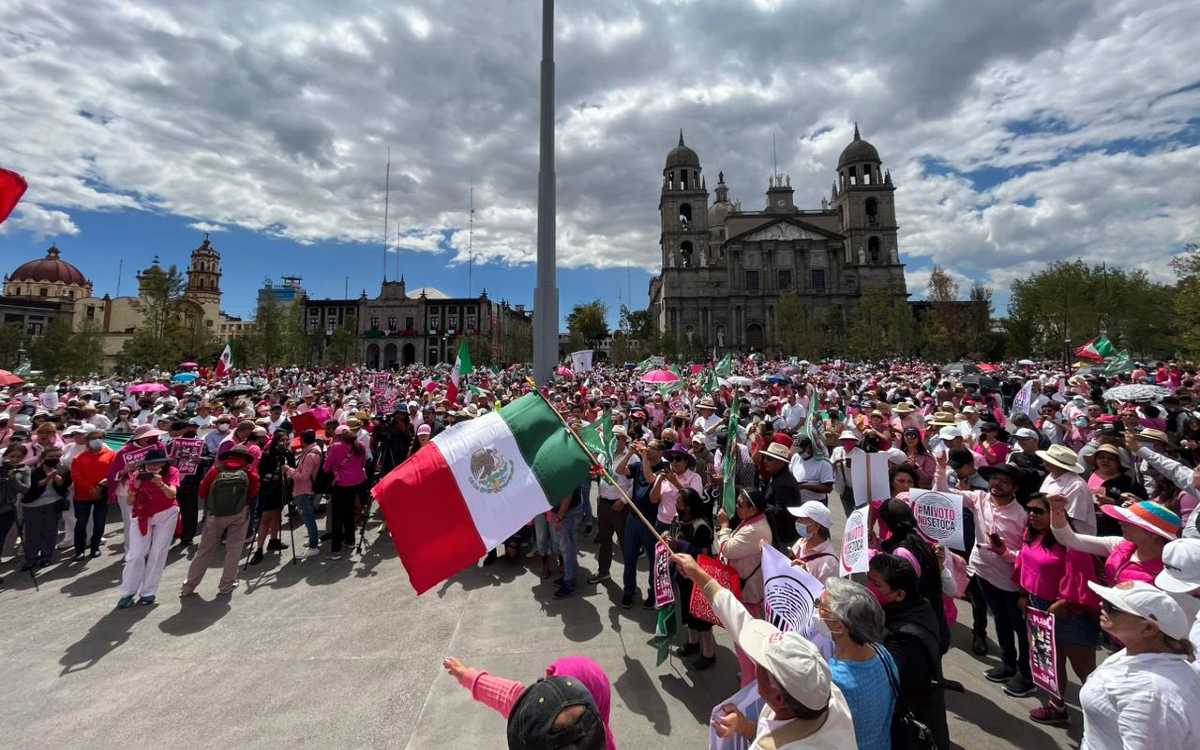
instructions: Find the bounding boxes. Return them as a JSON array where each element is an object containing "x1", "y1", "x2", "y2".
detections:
[
  {"x1": 1137, "y1": 428, "x2": 1170, "y2": 445},
  {"x1": 1036, "y1": 444, "x2": 1085, "y2": 473},
  {"x1": 836, "y1": 430, "x2": 860, "y2": 443},
  {"x1": 757, "y1": 442, "x2": 791, "y2": 462},
  {"x1": 929, "y1": 411, "x2": 958, "y2": 427},
  {"x1": 893, "y1": 402, "x2": 915, "y2": 414}
]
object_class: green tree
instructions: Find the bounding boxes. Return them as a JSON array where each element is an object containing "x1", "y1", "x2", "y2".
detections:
[
  {"x1": 773, "y1": 292, "x2": 821, "y2": 358},
  {"x1": 120, "y1": 264, "x2": 192, "y2": 370},
  {"x1": 1170, "y1": 243, "x2": 1200, "y2": 359},
  {"x1": 567, "y1": 300, "x2": 609, "y2": 350},
  {"x1": 845, "y1": 289, "x2": 914, "y2": 359},
  {"x1": 498, "y1": 319, "x2": 532, "y2": 365},
  {"x1": 325, "y1": 321, "x2": 360, "y2": 366},
  {"x1": 0, "y1": 322, "x2": 31, "y2": 371}
]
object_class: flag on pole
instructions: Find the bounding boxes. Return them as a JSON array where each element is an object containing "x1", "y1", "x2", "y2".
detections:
[
  {"x1": 636, "y1": 356, "x2": 653, "y2": 373},
  {"x1": 446, "y1": 340, "x2": 474, "y2": 404},
  {"x1": 0, "y1": 168, "x2": 28, "y2": 225},
  {"x1": 373, "y1": 393, "x2": 592, "y2": 594},
  {"x1": 721, "y1": 399, "x2": 740, "y2": 517},
  {"x1": 700, "y1": 368, "x2": 720, "y2": 395},
  {"x1": 1011, "y1": 380, "x2": 1034, "y2": 418},
  {"x1": 646, "y1": 601, "x2": 679, "y2": 666},
  {"x1": 580, "y1": 412, "x2": 616, "y2": 483},
  {"x1": 714, "y1": 353, "x2": 733, "y2": 378},
  {"x1": 1074, "y1": 336, "x2": 1115, "y2": 362},
  {"x1": 799, "y1": 389, "x2": 827, "y2": 460},
  {"x1": 214, "y1": 344, "x2": 233, "y2": 379}
]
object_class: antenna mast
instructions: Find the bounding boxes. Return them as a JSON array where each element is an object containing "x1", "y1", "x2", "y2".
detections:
[
  {"x1": 772, "y1": 131, "x2": 778, "y2": 181},
  {"x1": 116, "y1": 258, "x2": 123, "y2": 297},
  {"x1": 382, "y1": 146, "x2": 391, "y2": 283}
]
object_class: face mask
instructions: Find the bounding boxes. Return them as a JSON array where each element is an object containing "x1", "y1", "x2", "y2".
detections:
[
  {"x1": 1074, "y1": 417, "x2": 1088, "y2": 428},
  {"x1": 217, "y1": 424, "x2": 231, "y2": 433},
  {"x1": 88, "y1": 439, "x2": 103, "y2": 451},
  {"x1": 794, "y1": 522, "x2": 809, "y2": 539},
  {"x1": 867, "y1": 582, "x2": 892, "y2": 608},
  {"x1": 43, "y1": 459, "x2": 60, "y2": 468},
  {"x1": 811, "y1": 617, "x2": 838, "y2": 640}
]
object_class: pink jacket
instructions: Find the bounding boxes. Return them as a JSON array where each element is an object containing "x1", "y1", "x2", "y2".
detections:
[
  {"x1": 288, "y1": 446, "x2": 323, "y2": 495},
  {"x1": 323, "y1": 440, "x2": 367, "y2": 487}
]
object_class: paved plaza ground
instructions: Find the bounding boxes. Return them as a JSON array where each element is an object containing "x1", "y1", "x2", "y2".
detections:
[{"x1": 0, "y1": 491, "x2": 1080, "y2": 749}]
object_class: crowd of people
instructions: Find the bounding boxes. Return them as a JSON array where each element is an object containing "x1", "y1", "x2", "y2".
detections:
[{"x1": 2, "y1": 356, "x2": 1200, "y2": 749}]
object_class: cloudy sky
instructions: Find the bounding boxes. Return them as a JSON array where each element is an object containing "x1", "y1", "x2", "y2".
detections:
[{"x1": 1, "y1": 0, "x2": 1197, "y2": 322}]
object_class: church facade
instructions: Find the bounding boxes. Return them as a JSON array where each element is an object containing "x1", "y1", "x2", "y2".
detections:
[{"x1": 648, "y1": 127, "x2": 908, "y2": 352}]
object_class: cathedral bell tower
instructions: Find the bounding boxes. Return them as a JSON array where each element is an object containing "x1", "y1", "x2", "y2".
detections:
[
  {"x1": 834, "y1": 124, "x2": 900, "y2": 276},
  {"x1": 186, "y1": 233, "x2": 222, "y2": 303},
  {"x1": 659, "y1": 130, "x2": 710, "y2": 269}
]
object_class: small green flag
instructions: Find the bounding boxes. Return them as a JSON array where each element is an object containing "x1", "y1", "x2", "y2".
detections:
[
  {"x1": 658, "y1": 380, "x2": 684, "y2": 396},
  {"x1": 799, "y1": 388, "x2": 827, "y2": 460},
  {"x1": 636, "y1": 357, "x2": 653, "y2": 373},
  {"x1": 646, "y1": 602, "x2": 679, "y2": 666},
  {"x1": 580, "y1": 413, "x2": 616, "y2": 484},
  {"x1": 722, "y1": 398, "x2": 740, "y2": 517},
  {"x1": 1103, "y1": 350, "x2": 1133, "y2": 376},
  {"x1": 714, "y1": 353, "x2": 733, "y2": 378},
  {"x1": 701, "y1": 369, "x2": 720, "y2": 395}
]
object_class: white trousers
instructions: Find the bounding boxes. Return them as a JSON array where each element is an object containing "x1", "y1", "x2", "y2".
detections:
[
  {"x1": 117, "y1": 488, "x2": 132, "y2": 557},
  {"x1": 120, "y1": 505, "x2": 179, "y2": 598}
]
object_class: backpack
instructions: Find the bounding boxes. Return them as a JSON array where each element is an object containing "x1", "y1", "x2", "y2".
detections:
[
  {"x1": 313, "y1": 444, "x2": 335, "y2": 494},
  {"x1": 207, "y1": 469, "x2": 250, "y2": 517}
]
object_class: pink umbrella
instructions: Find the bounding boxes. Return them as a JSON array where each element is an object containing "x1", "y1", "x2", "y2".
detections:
[
  {"x1": 556, "y1": 366, "x2": 574, "y2": 378},
  {"x1": 179, "y1": 361, "x2": 199, "y2": 370},
  {"x1": 640, "y1": 368, "x2": 679, "y2": 384},
  {"x1": 128, "y1": 382, "x2": 169, "y2": 394}
]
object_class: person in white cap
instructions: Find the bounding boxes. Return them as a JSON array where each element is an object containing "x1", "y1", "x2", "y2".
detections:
[
  {"x1": 672, "y1": 551, "x2": 858, "y2": 749},
  {"x1": 1079, "y1": 580, "x2": 1200, "y2": 750},
  {"x1": 787, "y1": 500, "x2": 839, "y2": 583},
  {"x1": 1155, "y1": 538, "x2": 1200, "y2": 655}
]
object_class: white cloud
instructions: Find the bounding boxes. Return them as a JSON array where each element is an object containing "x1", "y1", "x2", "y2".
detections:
[
  {"x1": 0, "y1": 204, "x2": 79, "y2": 239},
  {"x1": 187, "y1": 221, "x2": 227, "y2": 233},
  {"x1": 0, "y1": 0, "x2": 1195, "y2": 300}
]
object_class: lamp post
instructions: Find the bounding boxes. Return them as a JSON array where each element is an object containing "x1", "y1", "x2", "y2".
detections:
[{"x1": 532, "y1": 0, "x2": 558, "y2": 385}]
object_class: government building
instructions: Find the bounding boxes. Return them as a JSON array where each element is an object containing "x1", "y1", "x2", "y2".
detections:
[{"x1": 649, "y1": 126, "x2": 908, "y2": 352}]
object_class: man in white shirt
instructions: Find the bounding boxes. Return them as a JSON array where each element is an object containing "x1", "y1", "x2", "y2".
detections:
[
  {"x1": 692, "y1": 397, "x2": 723, "y2": 451},
  {"x1": 782, "y1": 391, "x2": 807, "y2": 432},
  {"x1": 80, "y1": 404, "x2": 111, "y2": 431},
  {"x1": 189, "y1": 402, "x2": 215, "y2": 430},
  {"x1": 1037, "y1": 444, "x2": 1095, "y2": 534},
  {"x1": 674, "y1": 552, "x2": 858, "y2": 749},
  {"x1": 958, "y1": 406, "x2": 982, "y2": 444},
  {"x1": 789, "y1": 436, "x2": 834, "y2": 505}
]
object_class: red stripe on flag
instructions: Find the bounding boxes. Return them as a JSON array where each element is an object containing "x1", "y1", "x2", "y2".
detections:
[
  {"x1": 0, "y1": 168, "x2": 29, "y2": 225},
  {"x1": 372, "y1": 442, "x2": 484, "y2": 594}
]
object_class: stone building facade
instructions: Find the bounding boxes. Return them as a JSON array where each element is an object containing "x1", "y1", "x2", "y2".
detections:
[{"x1": 648, "y1": 127, "x2": 908, "y2": 352}]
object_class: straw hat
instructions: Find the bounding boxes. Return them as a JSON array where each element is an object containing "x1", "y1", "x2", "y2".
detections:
[
  {"x1": 929, "y1": 411, "x2": 958, "y2": 427},
  {"x1": 1035, "y1": 444, "x2": 1085, "y2": 473},
  {"x1": 757, "y1": 442, "x2": 791, "y2": 462}
]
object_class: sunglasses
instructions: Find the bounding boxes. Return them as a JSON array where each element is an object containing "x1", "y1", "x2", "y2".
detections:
[{"x1": 1026, "y1": 507, "x2": 1048, "y2": 516}]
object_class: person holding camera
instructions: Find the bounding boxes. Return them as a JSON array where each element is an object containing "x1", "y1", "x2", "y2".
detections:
[
  {"x1": 116, "y1": 448, "x2": 179, "y2": 608},
  {"x1": 0, "y1": 444, "x2": 32, "y2": 575},
  {"x1": 22, "y1": 445, "x2": 71, "y2": 570}
]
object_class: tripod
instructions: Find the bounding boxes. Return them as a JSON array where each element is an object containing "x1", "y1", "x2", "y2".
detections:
[{"x1": 13, "y1": 517, "x2": 39, "y2": 591}]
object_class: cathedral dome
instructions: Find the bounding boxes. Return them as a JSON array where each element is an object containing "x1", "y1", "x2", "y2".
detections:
[
  {"x1": 838, "y1": 124, "x2": 880, "y2": 168},
  {"x1": 665, "y1": 130, "x2": 700, "y2": 170},
  {"x1": 8, "y1": 245, "x2": 89, "y2": 286}
]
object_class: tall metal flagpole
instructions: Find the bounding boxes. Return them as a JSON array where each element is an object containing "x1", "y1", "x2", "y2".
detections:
[
  {"x1": 533, "y1": 0, "x2": 558, "y2": 384},
  {"x1": 467, "y1": 184, "x2": 475, "y2": 297}
]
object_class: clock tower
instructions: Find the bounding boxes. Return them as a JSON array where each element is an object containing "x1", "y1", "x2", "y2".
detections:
[{"x1": 765, "y1": 173, "x2": 794, "y2": 213}]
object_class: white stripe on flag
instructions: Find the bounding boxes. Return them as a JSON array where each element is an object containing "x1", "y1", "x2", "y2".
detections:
[{"x1": 434, "y1": 412, "x2": 549, "y2": 550}]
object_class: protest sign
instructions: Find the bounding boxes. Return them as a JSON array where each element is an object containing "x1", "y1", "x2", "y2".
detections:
[
  {"x1": 910, "y1": 488, "x2": 966, "y2": 551},
  {"x1": 708, "y1": 682, "x2": 765, "y2": 750},
  {"x1": 121, "y1": 445, "x2": 153, "y2": 469},
  {"x1": 761, "y1": 544, "x2": 824, "y2": 637},
  {"x1": 570, "y1": 350, "x2": 594, "y2": 374},
  {"x1": 1011, "y1": 380, "x2": 1033, "y2": 417},
  {"x1": 840, "y1": 506, "x2": 871, "y2": 575},
  {"x1": 849, "y1": 452, "x2": 891, "y2": 506},
  {"x1": 1027, "y1": 608, "x2": 1060, "y2": 698},
  {"x1": 688, "y1": 554, "x2": 743, "y2": 627},
  {"x1": 653, "y1": 542, "x2": 675, "y2": 608},
  {"x1": 170, "y1": 438, "x2": 204, "y2": 475}
]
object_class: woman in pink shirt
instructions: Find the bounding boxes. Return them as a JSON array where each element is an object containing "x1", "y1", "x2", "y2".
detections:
[
  {"x1": 1049, "y1": 497, "x2": 1178, "y2": 586},
  {"x1": 117, "y1": 449, "x2": 179, "y2": 609},
  {"x1": 1013, "y1": 493, "x2": 1101, "y2": 725},
  {"x1": 323, "y1": 425, "x2": 367, "y2": 560},
  {"x1": 650, "y1": 444, "x2": 703, "y2": 526},
  {"x1": 972, "y1": 422, "x2": 1010, "y2": 467},
  {"x1": 442, "y1": 654, "x2": 616, "y2": 750}
]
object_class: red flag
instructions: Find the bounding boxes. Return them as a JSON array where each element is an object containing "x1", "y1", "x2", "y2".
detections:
[{"x1": 0, "y1": 168, "x2": 28, "y2": 225}]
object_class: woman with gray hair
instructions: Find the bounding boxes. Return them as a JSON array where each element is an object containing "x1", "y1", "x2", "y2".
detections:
[{"x1": 815, "y1": 577, "x2": 897, "y2": 750}]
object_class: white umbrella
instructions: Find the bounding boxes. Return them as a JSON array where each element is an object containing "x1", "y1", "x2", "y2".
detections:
[
  {"x1": 1018, "y1": 359, "x2": 1035, "y2": 366},
  {"x1": 723, "y1": 376, "x2": 753, "y2": 387},
  {"x1": 1101, "y1": 384, "x2": 1171, "y2": 402}
]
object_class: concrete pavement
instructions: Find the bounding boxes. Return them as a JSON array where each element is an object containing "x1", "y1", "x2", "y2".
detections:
[{"x1": 0, "y1": 493, "x2": 1079, "y2": 749}]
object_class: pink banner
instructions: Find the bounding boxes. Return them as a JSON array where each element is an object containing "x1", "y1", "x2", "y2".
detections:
[
  {"x1": 654, "y1": 541, "x2": 675, "y2": 608},
  {"x1": 1026, "y1": 608, "x2": 1059, "y2": 698},
  {"x1": 170, "y1": 438, "x2": 204, "y2": 475}
]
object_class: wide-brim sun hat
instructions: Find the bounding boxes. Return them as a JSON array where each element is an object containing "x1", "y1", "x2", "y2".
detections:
[
  {"x1": 1035, "y1": 444, "x2": 1085, "y2": 473},
  {"x1": 757, "y1": 442, "x2": 791, "y2": 462},
  {"x1": 1100, "y1": 501, "x2": 1180, "y2": 541}
]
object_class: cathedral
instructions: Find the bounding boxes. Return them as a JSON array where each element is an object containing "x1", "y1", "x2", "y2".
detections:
[{"x1": 648, "y1": 126, "x2": 908, "y2": 352}]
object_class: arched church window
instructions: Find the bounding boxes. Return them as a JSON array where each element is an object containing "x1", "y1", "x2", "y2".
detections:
[
  {"x1": 863, "y1": 168, "x2": 872, "y2": 185},
  {"x1": 849, "y1": 166, "x2": 857, "y2": 186},
  {"x1": 865, "y1": 197, "x2": 878, "y2": 227},
  {"x1": 679, "y1": 203, "x2": 692, "y2": 227},
  {"x1": 868, "y1": 236, "x2": 881, "y2": 264},
  {"x1": 680, "y1": 241, "x2": 694, "y2": 268}
]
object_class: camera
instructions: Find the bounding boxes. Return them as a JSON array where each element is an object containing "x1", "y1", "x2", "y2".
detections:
[{"x1": 137, "y1": 471, "x2": 154, "y2": 481}]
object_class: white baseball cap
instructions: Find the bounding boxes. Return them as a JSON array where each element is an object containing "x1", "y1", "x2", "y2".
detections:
[
  {"x1": 788, "y1": 500, "x2": 833, "y2": 529},
  {"x1": 937, "y1": 426, "x2": 961, "y2": 441},
  {"x1": 737, "y1": 619, "x2": 831, "y2": 711},
  {"x1": 1014, "y1": 427, "x2": 1039, "y2": 440},
  {"x1": 1087, "y1": 580, "x2": 1191, "y2": 640},
  {"x1": 1155, "y1": 538, "x2": 1200, "y2": 594}
]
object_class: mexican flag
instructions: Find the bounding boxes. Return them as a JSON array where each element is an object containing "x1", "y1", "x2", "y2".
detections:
[
  {"x1": 714, "y1": 353, "x2": 733, "y2": 378},
  {"x1": 580, "y1": 412, "x2": 616, "y2": 484},
  {"x1": 214, "y1": 344, "x2": 233, "y2": 379},
  {"x1": 373, "y1": 393, "x2": 592, "y2": 594},
  {"x1": 446, "y1": 340, "x2": 474, "y2": 403},
  {"x1": 0, "y1": 168, "x2": 28, "y2": 225},
  {"x1": 721, "y1": 399, "x2": 740, "y2": 516},
  {"x1": 1074, "y1": 336, "x2": 1115, "y2": 363},
  {"x1": 799, "y1": 388, "x2": 827, "y2": 460}
]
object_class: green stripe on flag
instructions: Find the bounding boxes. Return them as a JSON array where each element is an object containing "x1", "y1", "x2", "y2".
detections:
[{"x1": 499, "y1": 394, "x2": 593, "y2": 507}]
